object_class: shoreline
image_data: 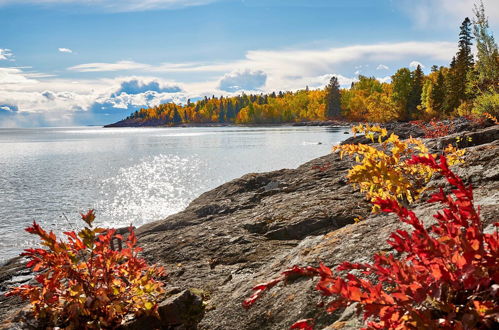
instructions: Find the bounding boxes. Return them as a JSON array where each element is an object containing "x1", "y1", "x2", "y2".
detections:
[
  {"x1": 1, "y1": 121, "x2": 497, "y2": 329},
  {"x1": 103, "y1": 119, "x2": 351, "y2": 128}
]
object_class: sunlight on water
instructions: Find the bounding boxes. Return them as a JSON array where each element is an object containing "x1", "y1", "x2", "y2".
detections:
[
  {"x1": 96, "y1": 154, "x2": 206, "y2": 228},
  {"x1": 0, "y1": 126, "x2": 351, "y2": 263}
]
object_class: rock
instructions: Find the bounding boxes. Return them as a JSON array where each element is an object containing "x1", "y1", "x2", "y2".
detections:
[
  {"x1": 432, "y1": 124, "x2": 499, "y2": 150},
  {"x1": 1, "y1": 123, "x2": 498, "y2": 330},
  {"x1": 120, "y1": 289, "x2": 205, "y2": 330}
]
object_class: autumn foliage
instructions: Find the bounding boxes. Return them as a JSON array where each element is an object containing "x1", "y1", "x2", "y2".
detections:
[
  {"x1": 6, "y1": 210, "x2": 165, "y2": 329},
  {"x1": 333, "y1": 124, "x2": 465, "y2": 210},
  {"x1": 410, "y1": 119, "x2": 455, "y2": 138},
  {"x1": 243, "y1": 154, "x2": 499, "y2": 329}
]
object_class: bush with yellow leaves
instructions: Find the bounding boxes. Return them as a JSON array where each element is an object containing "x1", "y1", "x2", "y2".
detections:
[{"x1": 334, "y1": 124, "x2": 465, "y2": 211}]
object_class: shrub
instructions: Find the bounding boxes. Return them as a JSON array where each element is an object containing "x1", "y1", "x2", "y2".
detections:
[
  {"x1": 6, "y1": 210, "x2": 165, "y2": 329},
  {"x1": 483, "y1": 112, "x2": 499, "y2": 125},
  {"x1": 243, "y1": 155, "x2": 499, "y2": 329},
  {"x1": 473, "y1": 92, "x2": 499, "y2": 116},
  {"x1": 410, "y1": 119, "x2": 454, "y2": 138},
  {"x1": 333, "y1": 124, "x2": 464, "y2": 210}
]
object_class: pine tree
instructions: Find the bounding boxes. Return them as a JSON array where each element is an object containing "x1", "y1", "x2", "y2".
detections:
[
  {"x1": 407, "y1": 65, "x2": 424, "y2": 118},
  {"x1": 432, "y1": 70, "x2": 446, "y2": 115},
  {"x1": 172, "y1": 108, "x2": 182, "y2": 124},
  {"x1": 325, "y1": 76, "x2": 341, "y2": 118},
  {"x1": 444, "y1": 73, "x2": 457, "y2": 114},
  {"x1": 455, "y1": 17, "x2": 475, "y2": 100},
  {"x1": 471, "y1": 0, "x2": 499, "y2": 92}
]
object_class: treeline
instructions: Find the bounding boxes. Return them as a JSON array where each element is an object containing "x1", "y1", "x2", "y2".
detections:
[
  {"x1": 126, "y1": 89, "x2": 329, "y2": 125},
  {"x1": 122, "y1": 2, "x2": 497, "y2": 126}
]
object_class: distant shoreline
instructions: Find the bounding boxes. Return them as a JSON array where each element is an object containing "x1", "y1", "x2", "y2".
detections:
[{"x1": 103, "y1": 119, "x2": 351, "y2": 128}]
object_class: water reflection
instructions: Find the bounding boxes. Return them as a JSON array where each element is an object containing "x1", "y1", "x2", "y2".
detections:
[{"x1": 0, "y1": 126, "x2": 351, "y2": 262}]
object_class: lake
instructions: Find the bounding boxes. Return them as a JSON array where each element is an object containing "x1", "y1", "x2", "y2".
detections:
[{"x1": 0, "y1": 126, "x2": 351, "y2": 262}]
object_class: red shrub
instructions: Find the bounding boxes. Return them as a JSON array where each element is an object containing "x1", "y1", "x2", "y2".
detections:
[
  {"x1": 244, "y1": 155, "x2": 498, "y2": 329},
  {"x1": 6, "y1": 210, "x2": 165, "y2": 329},
  {"x1": 411, "y1": 119, "x2": 455, "y2": 138}
]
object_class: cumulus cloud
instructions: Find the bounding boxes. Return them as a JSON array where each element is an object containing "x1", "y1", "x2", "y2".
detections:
[
  {"x1": 409, "y1": 60, "x2": 425, "y2": 69},
  {"x1": 0, "y1": 67, "x2": 191, "y2": 126},
  {"x1": 0, "y1": 67, "x2": 38, "y2": 84},
  {"x1": 113, "y1": 79, "x2": 182, "y2": 95},
  {"x1": 0, "y1": 0, "x2": 218, "y2": 12},
  {"x1": 219, "y1": 69, "x2": 267, "y2": 92},
  {"x1": 377, "y1": 64, "x2": 389, "y2": 70},
  {"x1": 0, "y1": 48, "x2": 14, "y2": 61},
  {"x1": 2, "y1": 39, "x2": 461, "y2": 126},
  {"x1": 58, "y1": 48, "x2": 73, "y2": 53}
]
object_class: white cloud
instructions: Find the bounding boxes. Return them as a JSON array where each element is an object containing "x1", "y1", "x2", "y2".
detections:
[
  {"x1": 409, "y1": 60, "x2": 425, "y2": 69},
  {"x1": 219, "y1": 69, "x2": 267, "y2": 92},
  {"x1": 397, "y1": 0, "x2": 499, "y2": 29},
  {"x1": 0, "y1": 48, "x2": 14, "y2": 61},
  {"x1": 2, "y1": 40, "x2": 460, "y2": 126},
  {"x1": 0, "y1": 66, "x2": 193, "y2": 126},
  {"x1": 0, "y1": 0, "x2": 217, "y2": 12},
  {"x1": 69, "y1": 60, "x2": 152, "y2": 72},
  {"x1": 70, "y1": 41, "x2": 455, "y2": 76},
  {"x1": 376, "y1": 64, "x2": 389, "y2": 70},
  {"x1": 58, "y1": 47, "x2": 73, "y2": 53},
  {"x1": 377, "y1": 76, "x2": 392, "y2": 84},
  {"x1": 0, "y1": 67, "x2": 38, "y2": 84}
]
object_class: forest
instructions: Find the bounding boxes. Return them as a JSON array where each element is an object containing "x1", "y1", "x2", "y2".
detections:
[{"x1": 120, "y1": 4, "x2": 497, "y2": 126}]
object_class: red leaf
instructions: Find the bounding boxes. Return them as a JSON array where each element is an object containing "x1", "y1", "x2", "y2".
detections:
[
  {"x1": 80, "y1": 209, "x2": 96, "y2": 226},
  {"x1": 290, "y1": 319, "x2": 314, "y2": 330}
]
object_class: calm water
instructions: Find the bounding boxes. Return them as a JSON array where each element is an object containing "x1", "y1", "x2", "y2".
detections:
[{"x1": 0, "y1": 126, "x2": 351, "y2": 262}]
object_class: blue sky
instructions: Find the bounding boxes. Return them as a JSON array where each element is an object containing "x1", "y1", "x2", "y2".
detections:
[{"x1": 0, "y1": 0, "x2": 497, "y2": 126}]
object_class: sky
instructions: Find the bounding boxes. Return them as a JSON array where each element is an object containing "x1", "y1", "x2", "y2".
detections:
[{"x1": 0, "y1": 0, "x2": 498, "y2": 127}]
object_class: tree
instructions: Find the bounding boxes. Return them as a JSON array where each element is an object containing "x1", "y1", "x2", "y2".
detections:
[
  {"x1": 444, "y1": 18, "x2": 474, "y2": 114},
  {"x1": 391, "y1": 68, "x2": 413, "y2": 120},
  {"x1": 172, "y1": 108, "x2": 182, "y2": 124},
  {"x1": 408, "y1": 65, "x2": 424, "y2": 117},
  {"x1": 324, "y1": 76, "x2": 342, "y2": 118},
  {"x1": 456, "y1": 17, "x2": 474, "y2": 99},
  {"x1": 434, "y1": 70, "x2": 447, "y2": 116},
  {"x1": 471, "y1": 0, "x2": 499, "y2": 93}
]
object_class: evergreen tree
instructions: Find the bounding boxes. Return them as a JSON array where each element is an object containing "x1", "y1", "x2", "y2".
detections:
[
  {"x1": 407, "y1": 65, "x2": 424, "y2": 117},
  {"x1": 172, "y1": 108, "x2": 182, "y2": 124},
  {"x1": 324, "y1": 76, "x2": 341, "y2": 118},
  {"x1": 455, "y1": 17, "x2": 474, "y2": 99},
  {"x1": 432, "y1": 70, "x2": 446, "y2": 115},
  {"x1": 471, "y1": 0, "x2": 499, "y2": 92},
  {"x1": 226, "y1": 101, "x2": 235, "y2": 121}
]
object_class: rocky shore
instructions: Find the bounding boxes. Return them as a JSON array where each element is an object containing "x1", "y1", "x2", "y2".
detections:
[
  {"x1": 104, "y1": 119, "x2": 350, "y2": 128},
  {"x1": 1, "y1": 122, "x2": 498, "y2": 329}
]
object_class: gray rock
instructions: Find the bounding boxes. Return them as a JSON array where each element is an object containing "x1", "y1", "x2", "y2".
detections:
[
  {"x1": 1, "y1": 124, "x2": 498, "y2": 330},
  {"x1": 120, "y1": 289, "x2": 205, "y2": 330}
]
